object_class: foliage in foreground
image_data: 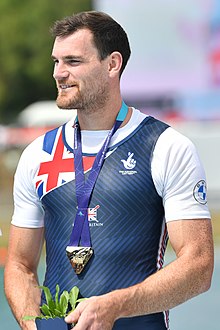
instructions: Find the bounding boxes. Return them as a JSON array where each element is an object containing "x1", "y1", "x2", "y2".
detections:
[{"x1": 24, "y1": 285, "x2": 85, "y2": 320}]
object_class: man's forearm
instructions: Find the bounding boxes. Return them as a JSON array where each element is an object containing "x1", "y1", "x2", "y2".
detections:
[
  {"x1": 4, "y1": 261, "x2": 41, "y2": 330},
  {"x1": 106, "y1": 220, "x2": 214, "y2": 321},
  {"x1": 64, "y1": 251, "x2": 213, "y2": 329},
  {"x1": 106, "y1": 251, "x2": 213, "y2": 321}
]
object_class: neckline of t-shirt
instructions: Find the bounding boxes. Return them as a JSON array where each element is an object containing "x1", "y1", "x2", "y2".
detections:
[{"x1": 63, "y1": 108, "x2": 147, "y2": 153}]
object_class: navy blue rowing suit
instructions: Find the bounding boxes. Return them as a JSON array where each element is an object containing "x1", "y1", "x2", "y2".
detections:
[{"x1": 36, "y1": 116, "x2": 170, "y2": 329}]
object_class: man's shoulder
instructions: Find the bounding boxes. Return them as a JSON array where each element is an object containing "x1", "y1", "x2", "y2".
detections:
[
  {"x1": 19, "y1": 125, "x2": 62, "y2": 169},
  {"x1": 24, "y1": 125, "x2": 63, "y2": 154}
]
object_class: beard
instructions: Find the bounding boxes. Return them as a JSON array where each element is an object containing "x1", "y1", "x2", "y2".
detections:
[
  {"x1": 56, "y1": 80, "x2": 110, "y2": 114},
  {"x1": 56, "y1": 87, "x2": 80, "y2": 110}
]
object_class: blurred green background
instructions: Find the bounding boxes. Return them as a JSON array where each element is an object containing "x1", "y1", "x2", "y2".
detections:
[{"x1": 0, "y1": 0, "x2": 92, "y2": 123}]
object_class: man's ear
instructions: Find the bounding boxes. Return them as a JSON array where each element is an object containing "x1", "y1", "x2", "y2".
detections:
[{"x1": 108, "y1": 51, "x2": 123, "y2": 77}]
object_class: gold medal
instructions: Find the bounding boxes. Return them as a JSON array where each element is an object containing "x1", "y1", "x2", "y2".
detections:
[{"x1": 66, "y1": 246, "x2": 93, "y2": 274}]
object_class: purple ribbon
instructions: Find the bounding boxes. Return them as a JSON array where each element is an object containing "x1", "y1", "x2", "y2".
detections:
[{"x1": 69, "y1": 102, "x2": 128, "y2": 247}]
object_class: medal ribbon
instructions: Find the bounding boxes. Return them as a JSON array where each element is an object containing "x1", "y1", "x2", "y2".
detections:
[{"x1": 69, "y1": 102, "x2": 128, "y2": 247}]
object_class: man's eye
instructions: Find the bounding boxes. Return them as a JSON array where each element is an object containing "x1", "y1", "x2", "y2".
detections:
[{"x1": 68, "y1": 59, "x2": 81, "y2": 65}]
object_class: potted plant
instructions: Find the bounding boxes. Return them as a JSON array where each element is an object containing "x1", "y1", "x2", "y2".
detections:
[{"x1": 24, "y1": 285, "x2": 85, "y2": 330}]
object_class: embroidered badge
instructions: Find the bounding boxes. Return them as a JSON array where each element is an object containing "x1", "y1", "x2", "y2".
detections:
[{"x1": 193, "y1": 180, "x2": 207, "y2": 204}]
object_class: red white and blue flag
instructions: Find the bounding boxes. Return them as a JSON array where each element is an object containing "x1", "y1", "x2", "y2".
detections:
[{"x1": 35, "y1": 127, "x2": 95, "y2": 199}]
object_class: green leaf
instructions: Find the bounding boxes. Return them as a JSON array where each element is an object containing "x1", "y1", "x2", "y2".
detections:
[
  {"x1": 76, "y1": 298, "x2": 86, "y2": 303},
  {"x1": 69, "y1": 286, "x2": 79, "y2": 310},
  {"x1": 42, "y1": 315, "x2": 51, "y2": 320},
  {"x1": 59, "y1": 290, "x2": 69, "y2": 316},
  {"x1": 38, "y1": 314, "x2": 47, "y2": 320},
  {"x1": 39, "y1": 286, "x2": 55, "y2": 311},
  {"x1": 55, "y1": 284, "x2": 60, "y2": 309},
  {"x1": 53, "y1": 308, "x2": 63, "y2": 317},
  {"x1": 22, "y1": 315, "x2": 36, "y2": 321},
  {"x1": 40, "y1": 304, "x2": 53, "y2": 317},
  {"x1": 35, "y1": 314, "x2": 50, "y2": 320}
]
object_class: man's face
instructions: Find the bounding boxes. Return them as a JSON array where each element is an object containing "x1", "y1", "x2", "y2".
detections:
[{"x1": 51, "y1": 29, "x2": 110, "y2": 111}]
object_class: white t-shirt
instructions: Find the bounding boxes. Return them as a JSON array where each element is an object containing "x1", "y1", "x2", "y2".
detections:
[{"x1": 11, "y1": 108, "x2": 210, "y2": 228}]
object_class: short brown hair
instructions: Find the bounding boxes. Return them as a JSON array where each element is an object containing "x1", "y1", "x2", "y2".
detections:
[{"x1": 51, "y1": 11, "x2": 131, "y2": 76}]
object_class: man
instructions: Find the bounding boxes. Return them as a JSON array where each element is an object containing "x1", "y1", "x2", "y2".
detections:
[{"x1": 4, "y1": 11, "x2": 214, "y2": 330}]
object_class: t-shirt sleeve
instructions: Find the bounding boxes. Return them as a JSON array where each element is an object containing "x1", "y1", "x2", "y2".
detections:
[
  {"x1": 11, "y1": 137, "x2": 45, "y2": 228},
  {"x1": 152, "y1": 127, "x2": 211, "y2": 222}
]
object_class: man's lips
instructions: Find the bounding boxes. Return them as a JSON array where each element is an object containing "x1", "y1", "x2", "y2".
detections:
[{"x1": 59, "y1": 84, "x2": 76, "y2": 90}]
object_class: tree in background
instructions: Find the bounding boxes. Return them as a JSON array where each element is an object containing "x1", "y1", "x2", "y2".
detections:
[{"x1": 0, "y1": 0, "x2": 92, "y2": 123}]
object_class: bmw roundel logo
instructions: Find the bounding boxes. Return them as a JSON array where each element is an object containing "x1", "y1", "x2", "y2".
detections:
[{"x1": 193, "y1": 180, "x2": 207, "y2": 205}]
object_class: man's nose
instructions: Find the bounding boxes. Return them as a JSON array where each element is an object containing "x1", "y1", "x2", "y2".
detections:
[{"x1": 53, "y1": 63, "x2": 69, "y2": 80}]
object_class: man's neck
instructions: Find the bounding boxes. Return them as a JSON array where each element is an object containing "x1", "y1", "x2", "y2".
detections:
[{"x1": 77, "y1": 100, "x2": 131, "y2": 131}]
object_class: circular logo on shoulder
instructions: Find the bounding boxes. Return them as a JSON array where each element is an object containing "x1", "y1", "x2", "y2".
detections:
[{"x1": 193, "y1": 180, "x2": 207, "y2": 204}]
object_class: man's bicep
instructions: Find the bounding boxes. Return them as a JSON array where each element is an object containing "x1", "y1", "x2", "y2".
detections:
[
  {"x1": 7, "y1": 225, "x2": 44, "y2": 271},
  {"x1": 167, "y1": 219, "x2": 214, "y2": 259}
]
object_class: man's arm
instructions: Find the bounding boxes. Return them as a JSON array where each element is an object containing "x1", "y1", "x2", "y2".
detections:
[
  {"x1": 4, "y1": 225, "x2": 44, "y2": 330},
  {"x1": 65, "y1": 219, "x2": 214, "y2": 330}
]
